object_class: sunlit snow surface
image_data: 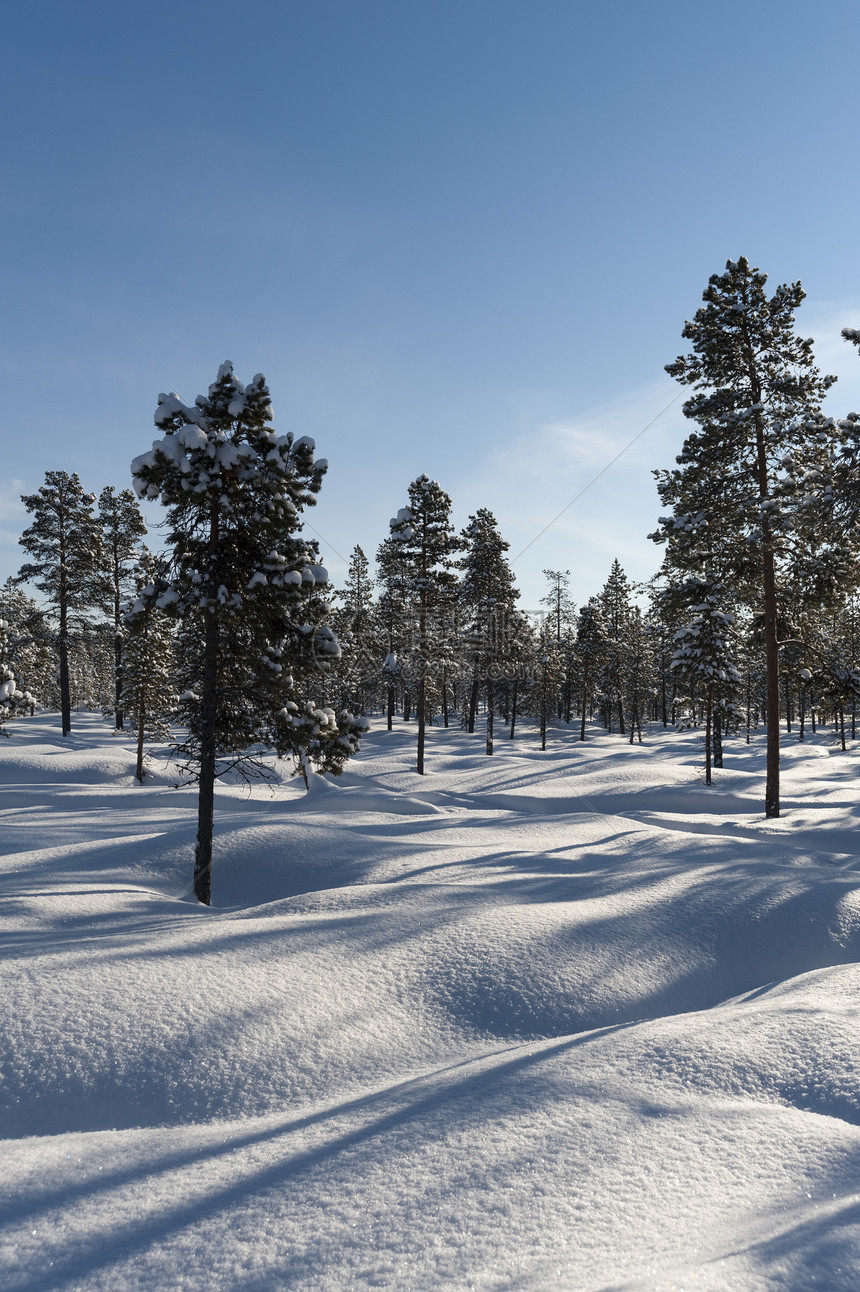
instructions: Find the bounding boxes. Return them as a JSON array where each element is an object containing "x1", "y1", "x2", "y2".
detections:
[{"x1": 3, "y1": 715, "x2": 860, "y2": 1290}]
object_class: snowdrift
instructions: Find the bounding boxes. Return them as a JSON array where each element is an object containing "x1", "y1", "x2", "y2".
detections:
[{"x1": 3, "y1": 714, "x2": 860, "y2": 1289}]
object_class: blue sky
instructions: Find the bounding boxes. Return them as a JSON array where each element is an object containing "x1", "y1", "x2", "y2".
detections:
[{"x1": 3, "y1": 0, "x2": 860, "y2": 610}]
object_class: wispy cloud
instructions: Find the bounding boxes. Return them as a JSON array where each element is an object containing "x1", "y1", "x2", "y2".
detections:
[{"x1": 0, "y1": 481, "x2": 26, "y2": 546}]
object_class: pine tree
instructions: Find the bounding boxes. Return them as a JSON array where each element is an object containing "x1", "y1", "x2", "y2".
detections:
[
  {"x1": 528, "y1": 621, "x2": 565, "y2": 751},
  {"x1": 540, "y1": 569, "x2": 576, "y2": 721},
  {"x1": 459, "y1": 509, "x2": 520, "y2": 754},
  {"x1": 599, "y1": 560, "x2": 633, "y2": 734},
  {"x1": 665, "y1": 578, "x2": 741, "y2": 782},
  {"x1": 656, "y1": 257, "x2": 838, "y2": 816},
  {"x1": 389, "y1": 475, "x2": 460, "y2": 773},
  {"x1": 0, "y1": 579, "x2": 54, "y2": 705},
  {"x1": 121, "y1": 553, "x2": 176, "y2": 781},
  {"x1": 96, "y1": 486, "x2": 147, "y2": 730},
  {"x1": 376, "y1": 536, "x2": 412, "y2": 730},
  {"x1": 17, "y1": 471, "x2": 104, "y2": 735},
  {"x1": 331, "y1": 546, "x2": 380, "y2": 714},
  {"x1": 575, "y1": 598, "x2": 607, "y2": 741},
  {"x1": 131, "y1": 362, "x2": 366, "y2": 904},
  {"x1": 0, "y1": 618, "x2": 33, "y2": 732}
]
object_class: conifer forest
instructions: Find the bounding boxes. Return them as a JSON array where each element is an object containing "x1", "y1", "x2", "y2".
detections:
[{"x1": 7, "y1": 259, "x2": 860, "y2": 1289}]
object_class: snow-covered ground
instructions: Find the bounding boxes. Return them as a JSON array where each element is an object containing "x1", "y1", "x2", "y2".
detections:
[{"x1": 3, "y1": 714, "x2": 860, "y2": 1290}]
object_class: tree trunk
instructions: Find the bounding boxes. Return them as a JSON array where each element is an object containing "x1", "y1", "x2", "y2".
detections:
[
  {"x1": 580, "y1": 661, "x2": 590, "y2": 741},
  {"x1": 194, "y1": 604, "x2": 219, "y2": 905},
  {"x1": 387, "y1": 686, "x2": 394, "y2": 731},
  {"x1": 416, "y1": 591, "x2": 428, "y2": 774},
  {"x1": 135, "y1": 697, "x2": 146, "y2": 783},
  {"x1": 509, "y1": 678, "x2": 517, "y2": 740},
  {"x1": 486, "y1": 677, "x2": 494, "y2": 756},
  {"x1": 468, "y1": 677, "x2": 479, "y2": 734},
  {"x1": 193, "y1": 509, "x2": 220, "y2": 906},
  {"x1": 713, "y1": 708, "x2": 723, "y2": 768},
  {"x1": 114, "y1": 562, "x2": 124, "y2": 730},
  {"x1": 705, "y1": 688, "x2": 713, "y2": 786},
  {"x1": 442, "y1": 668, "x2": 449, "y2": 728},
  {"x1": 59, "y1": 576, "x2": 71, "y2": 737}
]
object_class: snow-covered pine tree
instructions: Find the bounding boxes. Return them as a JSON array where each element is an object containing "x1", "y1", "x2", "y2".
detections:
[
  {"x1": 121, "y1": 552, "x2": 176, "y2": 782},
  {"x1": 0, "y1": 618, "x2": 33, "y2": 732},
  {"x1": 96, "y1": 486, "x2": 147, "y2": 730},
  {"x1": 331, "y1": 546, "x2": 381, "y2": 714},
  {"x1": 459, "y1": 509, "x2": 520, "y2": 754},
  {"x1": 656, "y1": 258, "x2": 839, "y2": 816},
  {"x1": 540, "y1": 570, "x2": 576, "y2": 721},
  {"x1": 17, "y1": 471, "x2": 104, "y2": 735},
  {"x1": 0, "y1": 578, "x2": 54, "y2": 706},
  {"x1": 598, "y1": 560, "x2": 633, "y2": 734},
  {"x1": 131, "y1": 362, "x2": 366, "y2": 904},
  {"x1": 575, "y1": 598, "x2": 607, "y2": 741},
  {"x1": 528, "y1": 620, "x2": 566, "y2": 752},
  {"x1": 376, "y1": 535, "x2": 412, "y2": 730},
  {"x1": 667, "y1": 578, "x2": 742, "y2": 784},
  {"x1": 389, "y1": 475, "x2": 460, "y2": 773}
]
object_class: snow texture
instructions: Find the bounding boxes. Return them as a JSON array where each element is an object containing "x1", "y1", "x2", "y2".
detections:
[{"x1": 3, "y1": 715, "x2": 860, "y2": 1289}]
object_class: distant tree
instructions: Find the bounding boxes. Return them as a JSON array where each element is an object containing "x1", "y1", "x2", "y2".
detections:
[
  {"x1": 96, "y1": 486, "x2": 147, "y2": 730},
  {"x1": 460, "y1": 509, "x2": 520, "y2": 754},
  {"x1": 17, "y1": 471, "x2": 104, "y2": 735},
  {"x1": 668, "y1": 578, "x2": 742, "y2": 783},
  {"x1": 331, "y1": 546, "x2": 380, "y2": 714},
  {"x1": 541, "y1": 569, "x2": 575, "y2": 644},
  {"x1": 390, "y1": 475, "x2": 460, "y2": 773},
  {"x1": 0, "y1": 618, "x2": 33, "y2": 732},
  {"x1": 121, "y1": 552, "x2": 176, "y2": 782},
  {"x1": 376, "y1": 536, "x2": 412, "y2": 730},
  {"x1": 131, "y1": 362, "x2": 366, "y2": 904},
  {"x1": 575, "y1": 598, "x2": 607, "y2": 741},
  {"x1": 599, "y1": 560, "x2": 633, "y2": 734}
]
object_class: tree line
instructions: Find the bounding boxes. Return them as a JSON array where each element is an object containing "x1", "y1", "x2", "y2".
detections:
[{"x1": 4, "y1": 258, "x2": 860, "y2": 899}]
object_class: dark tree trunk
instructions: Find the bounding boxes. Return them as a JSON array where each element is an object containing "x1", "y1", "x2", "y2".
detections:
[
  {"x1": 713, "y1": 708, "x2": 723, "y2": 768},
  {"x1": 194, "y1": 604, "x2": 219, "y2": 906},
  {"x1": 486, "y1": 677, "x2": 494, "y2": 756},
  {"x1": 135, "y1": 697, "x2": 146, "y2": 783},
  {"x1": 705, "y1": 689, "x2": 713, "y2": 785},
  {"x1": 580, "y1": 661, "x2": 590, "y2": 741},
  {"x1": 468, "y1": 677, "x2": 479, "y2": 734},
  {"x1": 114, "y1": 560, "x2": 124, "y2": 730},
  {"x1": 193, "y1": 509, "x2": 220, "y2": 906},
  {"x1": 59, "y1": 572, "x2": 71, "y2": 737},
  {"x1": 416, "y1": 592, "x2": 428, "y2": 773},
  {"x1": 442, "y1": 668, "x2": 449, "y2": 728},
  {"x1": 387, "y1": 686, "x2": 394, "y2": 731},
  {"x1": 509, "y1": 678, "x2": 518, "y2": 740}
]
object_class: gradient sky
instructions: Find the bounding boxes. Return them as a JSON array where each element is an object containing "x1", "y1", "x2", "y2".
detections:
[{"x1": 4, "y1": 0, "x2": 860, "y2": 611}]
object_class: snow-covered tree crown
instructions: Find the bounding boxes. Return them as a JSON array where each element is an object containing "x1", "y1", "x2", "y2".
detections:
[{"x1": 130, "y1": 361, "x2": 330, "y2": 617}]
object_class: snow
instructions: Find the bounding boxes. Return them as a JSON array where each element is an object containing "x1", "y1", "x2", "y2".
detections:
[{"x1": 3, "y1": 714, "x2": 860, "y2": 1289}]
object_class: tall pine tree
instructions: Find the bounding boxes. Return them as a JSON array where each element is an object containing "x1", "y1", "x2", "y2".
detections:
[
  {"x1": 132, "y1": 362, "x2": 365, "y2": 904},
  {"x1": 389, "y1": 475, "x2": 460, "y2": 773},
  {"x1": 656, "y1": 257, "x2": 838, "y2": 816},
  {"x1": 96, "y1": 486, "x2": 147, "y2": 730},
  {"x1": 17, "y1": 471, "x2": 104, "y2": 735}
]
